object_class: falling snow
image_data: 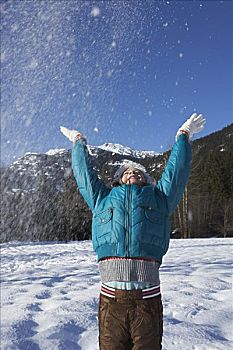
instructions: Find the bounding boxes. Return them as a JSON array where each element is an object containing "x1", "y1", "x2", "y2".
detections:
[
  {"x1": 111, "y1": 40, "x2": 117, "y2": 48},
  {"x1": 1, "y1": 0, "x2": 232, "y2": 165},
  {"x1": 91, "y1": 6, "x2": 101, "y2": 17}
]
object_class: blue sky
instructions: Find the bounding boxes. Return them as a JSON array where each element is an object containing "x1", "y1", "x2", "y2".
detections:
[{"x1": 1, "y1": 0, "x2": 232, "y2": 165}]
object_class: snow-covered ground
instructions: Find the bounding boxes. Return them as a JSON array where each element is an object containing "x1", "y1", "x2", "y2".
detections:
[{"x1": 1, "y1": 238, "x2": 232, "y2": 350}]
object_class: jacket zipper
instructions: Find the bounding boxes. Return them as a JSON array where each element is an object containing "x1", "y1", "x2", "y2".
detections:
[{"x1": 125, "y1": 185, "x2": 131, "y2": 257}]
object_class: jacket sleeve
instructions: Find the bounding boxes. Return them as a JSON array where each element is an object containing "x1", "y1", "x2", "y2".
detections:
[
  {"x1": 71, "y1": 139, "x2": 110, "y2": 211},
  {"x1": 156, "y1": 134, "x2": 192, "y2": 215}
]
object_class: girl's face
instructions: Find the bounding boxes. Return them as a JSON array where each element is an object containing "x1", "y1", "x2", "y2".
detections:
[{"x1": 121, "y1": 167, "x2": 145, "y2": 185}]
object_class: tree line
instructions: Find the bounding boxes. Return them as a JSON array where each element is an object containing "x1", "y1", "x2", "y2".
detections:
[{"x1": 171, "y1": 141, "x2": 233, "y2": 238}]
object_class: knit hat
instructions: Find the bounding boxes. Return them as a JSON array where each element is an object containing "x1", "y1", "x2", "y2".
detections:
[{"x1": 113, "y1": 161, "x2": 154, "y2": 185}]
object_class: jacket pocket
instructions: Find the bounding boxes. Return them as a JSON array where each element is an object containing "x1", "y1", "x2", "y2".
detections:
[
  {"x1": 93, "y1": 208, "x2": 114, "y2": 245},
  {"x1": 94, "y1": 208, "x2": 113, "y2": 226},
  {"x1": 143, "y1": 206, "x2": 163, "y2": 223},
  {"x1": 135, "y1": 206, "x2": 165, "y2": 244}
]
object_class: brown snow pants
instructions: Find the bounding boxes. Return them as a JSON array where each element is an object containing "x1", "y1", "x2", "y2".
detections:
[{"x1": 98, "y1": 290, "x2": 163, "y2": 350}]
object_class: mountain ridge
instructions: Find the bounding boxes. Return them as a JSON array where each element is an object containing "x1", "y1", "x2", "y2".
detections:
[{"x1": 13, "y1": 123, "x2": 233, "y2": 162}]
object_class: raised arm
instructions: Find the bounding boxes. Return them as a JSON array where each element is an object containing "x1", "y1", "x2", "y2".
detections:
[
  {"x1": 156, "y1": 134, "x2": 191, "y2": 214},
  {"x1": 157, "y1": 113, "x2": 205, "y2": 214},
  {"x1": 60, "y1": 127, "x2": 110, "y2": 211}
]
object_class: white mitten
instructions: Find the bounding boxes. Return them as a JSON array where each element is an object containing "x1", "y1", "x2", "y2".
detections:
[
  {"x1": 176, "y1": 113, "x2": 206, "y2": 141},
  {"x1": 60, "y1": 126, "x2": 85, "y2": 143}
]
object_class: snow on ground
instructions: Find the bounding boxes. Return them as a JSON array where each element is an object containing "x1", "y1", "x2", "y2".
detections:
[{"x1": 1, "y1": 238, "x2": 232, "y2": 350}]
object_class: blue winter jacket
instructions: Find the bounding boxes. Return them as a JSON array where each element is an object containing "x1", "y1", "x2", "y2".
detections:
[{"x1": 72, "y1": 134, "x2": 192, "y2": 263}]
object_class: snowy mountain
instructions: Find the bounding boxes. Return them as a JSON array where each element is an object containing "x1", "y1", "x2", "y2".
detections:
[
  {"x1": 1, "y1": 141, "x2": 163, "y2": 197},
  {"x1": 5, "y1": 149, "x2": 71, "y2": 194},
  {"x1": 1, "y1": 124, "x2": 233, "y2": 242},
  {"x1": 0, "y1": 138, "x2": 165, "y2": 243},
  {"x1": 97, "y1": 142, "x2": 160, "y2": 158}
]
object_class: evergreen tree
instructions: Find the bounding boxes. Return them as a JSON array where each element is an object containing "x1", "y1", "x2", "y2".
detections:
[{"x1": 56, "y1": 174, "x2": 92, "y2": 241}]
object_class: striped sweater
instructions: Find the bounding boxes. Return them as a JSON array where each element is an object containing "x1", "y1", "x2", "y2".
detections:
[{"x1": 99, "y1": 257, "x2": 160, "y2": 288}]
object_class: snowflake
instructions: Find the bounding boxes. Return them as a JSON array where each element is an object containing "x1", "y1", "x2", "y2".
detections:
[
  {"x1": 91, "y1": 6, "x2": 101, "y2": 17},
  {"x1": 111, "y1": 41, "x2": 116, "y2": 48}
]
